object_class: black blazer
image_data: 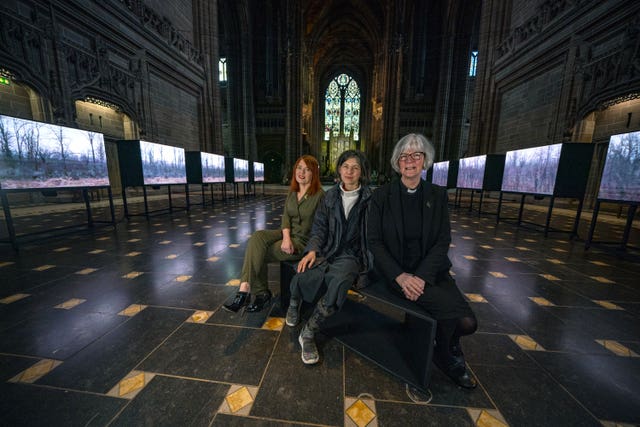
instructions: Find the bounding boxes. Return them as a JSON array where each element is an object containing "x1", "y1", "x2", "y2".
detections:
[{"x1": 367, "y1": 178, "x2": 452, "y2": 287}]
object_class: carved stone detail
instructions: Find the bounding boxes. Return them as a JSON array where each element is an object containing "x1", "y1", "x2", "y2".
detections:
[
  {"x1": 115, "y1": 0, "x2": 203, "y2": 66},
  {"x1": 0, "y1": 11, "x2": 49, "y2": 85},
  {"x1": 576, "y1": 13, "x2": 640, "y2": 116},
  {"x1": 62, "y1": 36, "x2": 140, "y2": 121},
  {"x1": 496, "y1": 0, "x2": 584, "y2": 59}
]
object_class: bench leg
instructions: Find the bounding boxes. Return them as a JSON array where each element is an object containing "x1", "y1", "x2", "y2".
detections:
[
  {"x1": 279, "y1": 262, "x2": 296, "y2": 309},
  {"x1": 402, "y1": 313, "x2": 437, "y2": 390}
]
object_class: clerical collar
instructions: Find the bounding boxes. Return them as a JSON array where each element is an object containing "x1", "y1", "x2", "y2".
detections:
[{"x1": 400, "y1": 180, "x2": 420, "y2": 194}]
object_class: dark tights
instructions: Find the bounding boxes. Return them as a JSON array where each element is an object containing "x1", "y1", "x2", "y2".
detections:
[{"x1": 434, "y1": 315, "x2": 477, "y2": 365}]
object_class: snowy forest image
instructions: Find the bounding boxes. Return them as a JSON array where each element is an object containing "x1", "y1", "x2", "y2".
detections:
[
  {"x1": 253, "y1": 162, "x2": 265, "y2": 181},
  {"x1": 432, "y1": 161, "x2": 449, "y2": 187},
  {"x1": 0, "y1": 115, "x2": 109, "y2": 190},
  {"x1": 201, "y1": 152, "x2": 225, "y2": 183},
  {"x1": 234, "y1": 158, "x2": 249, "y2": 182},
  {"x1": 139, "y1": 140, "x2": 187, "y2": 185},
  {"x1": 598, "y1": 131, "x2": 640, "y2": 202},
  {"x1": 501, "y1": 144, "x2": 561, "y2": 195},
  {"x1": 457, "y1": 155, "x2": 486, "y2": 189}
]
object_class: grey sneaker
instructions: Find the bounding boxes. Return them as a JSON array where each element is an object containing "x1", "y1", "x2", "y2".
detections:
[
  {"x1": 298, "y1": 329, "x2": 319, "y2": 364},
  {"x1": 285, "y1": 302, "x2": 301, "y2": 327}
]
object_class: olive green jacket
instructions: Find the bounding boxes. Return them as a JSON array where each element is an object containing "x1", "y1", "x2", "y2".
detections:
[{"x1": 280, "y1": 189, "x2": 325, "y2": 250}]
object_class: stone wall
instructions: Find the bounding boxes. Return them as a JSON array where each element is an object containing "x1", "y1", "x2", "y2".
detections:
[
  {"x1": 472, "y1": 0, "x2": 640, "y2": 155},
  {"x1": 0, "y1": 82, "x2": 33, "y2": 121},
  {"x1": 148, "y1": 72, "x2": 200, "y2": 150},
  {"x1": 0, "y1": 0, "x2": 207, "y2": 146},
  {"x1": 496, "y1": 66, "x2": 563, "y2": 152}
]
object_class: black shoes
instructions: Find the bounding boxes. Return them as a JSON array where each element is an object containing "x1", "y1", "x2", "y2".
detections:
[
  {"x1": 434, "y1": 353, "x2": 477, "y2": 389},
  {"x1": 222, "y1": 291, "x2": 250, "y2": 313},
  {"x1": 246, "y1": 291, "x2": 272, "y2": 313},
  {"x1": 450, "y1": 344, "x2": 464, "y2": 365},
  {"x1": 222, "y1": 291, "x2": 271, "y2": 314}
]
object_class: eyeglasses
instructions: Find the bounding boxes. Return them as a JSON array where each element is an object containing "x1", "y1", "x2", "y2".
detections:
[{"x1": 398, "y1": 152, "x2": 425, "y2": 162}]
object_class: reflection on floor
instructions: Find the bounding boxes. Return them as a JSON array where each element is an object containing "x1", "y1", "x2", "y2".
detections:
[{"x1": 0, "y1": 191, "x2": 639, "y2": 426}]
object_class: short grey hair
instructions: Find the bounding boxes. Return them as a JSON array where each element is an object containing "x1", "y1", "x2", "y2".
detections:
[{"x1": 390, "y1": 133, "x2": 436, "y2": 173}]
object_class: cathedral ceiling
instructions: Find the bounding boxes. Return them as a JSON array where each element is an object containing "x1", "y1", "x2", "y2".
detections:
[{"x1": 303, "y1": 0, "x2": 384, "y2": 81}]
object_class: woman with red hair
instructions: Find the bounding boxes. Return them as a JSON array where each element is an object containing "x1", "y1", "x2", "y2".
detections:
[{"x1": 223, "y1": 155, "x2": 324, "y2": 313}]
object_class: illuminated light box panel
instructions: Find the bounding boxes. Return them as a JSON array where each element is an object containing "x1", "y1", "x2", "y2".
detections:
[
  {"x1": 186, "y1": 151, "x2": 226, "y2": 184},
  {"x1": 0, "y1": 114, "x2": 109, "y2": 190},
  {"x1": 116, "y1": 140, "x2": 187, "y2": 187},
  {"x1": 501, "y1": 143, "x2": 594, "y2": 198},
  {"x1": 250, "y1": 161, "x2": 265, "y2": 182},
  {"x1": 429, "y1": 160, "x2": 459, "y2": 189},
  {"x1": 225, "y1": 157, "x2": 249, "y2": 183},
  {"x1": 597, "y1": 130, "x2": 640, "y2": 203},
  {"x1": 456, "y1": 154, "x2": 506, "y2": 191}
]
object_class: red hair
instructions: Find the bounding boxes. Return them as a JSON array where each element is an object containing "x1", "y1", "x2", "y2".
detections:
[{"x1": 289, "y1": 155, "x2": 321, "y2": 195}]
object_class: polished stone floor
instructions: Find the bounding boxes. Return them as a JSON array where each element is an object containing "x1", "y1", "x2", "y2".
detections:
[{"x1": 0, "y1": 188, "x2": 639, "y2": 426}]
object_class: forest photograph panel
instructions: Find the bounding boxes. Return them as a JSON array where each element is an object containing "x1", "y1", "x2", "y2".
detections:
[
  {"x1": 501, "y1": 144, "x2": 561, "y2": 195},
  {"x1": 457, "y1": 155, "x2": 486, "y2": 189},
  {"x1": 0, "y1": 115, "x2": 109, "y2": 190},
  {"x1": 253, "y1": 162, "x2": 265, "y2": 182},
  {"x1": 139, "y1": 140, "x2": 187, "y2": 185},
  {"x1": 233, "y1": 158, "x2": 249, "y2": 182},
  {"x1": 598, "y1": 131, "x2": 640, "y2": 202},
  {"x1": 432, "y1": 161, "x2": 449, "y2": 187},
  {"x1": 201, "y1": 152, "x2": 226, "y2": 183}
]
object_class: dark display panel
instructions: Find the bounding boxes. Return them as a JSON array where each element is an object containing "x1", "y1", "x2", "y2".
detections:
[
  {"x1": 252, "y1": 162, "x2": 265, "y2": 182},
  {"x1": 502, "y1": 143, "x2": 593, "y2": 198},
  {"x1": 0, "y1": 114, "x2": 109, "y2": 189},
  {"x1": 502, "y1": 144, "x2": 561, "y2": 195},
  {"x1": 598, "y1": 131, "x2": 640, "y2": 203},
  {"x1": 431, "y1": 160, "x2": 458, "y2": 189},
  {"x1": 457, "y1": 155, "x2": 486, "y2": 190},
  {"x1": 186, "y1": 151, "x2": 225, "y2": 184},
  {"x1": 553, "y1": 143, "x2": 594, "y2": 198},
  {"x1": 483, "y1": 154, "x2": 506, "y2": 191},
  {"x1": 117, "y1": 140, "x2": 186, "y2": 187},
  {"x1": 457, "y1": 154, "x2": 506, "y2": 191},
  {"x1": 225, "y1": 157, "x2": 249, "y2": 183}
]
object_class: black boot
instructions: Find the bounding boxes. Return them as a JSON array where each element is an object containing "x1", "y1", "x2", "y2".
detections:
[
  {"x1": 247, "y1": 291, "x2": 272, "y2": 312},
  {"x1": 450, "y1": 342, "x2": 464, "y2": 365},
  {"x1": 434, "y1": 352, "x2": 476, "y2": 389},
  {"x1": 222, "y1": 291, "x2": 250, "y2": 313}
]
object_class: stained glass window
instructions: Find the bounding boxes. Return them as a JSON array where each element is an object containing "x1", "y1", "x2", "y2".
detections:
[
  {"x1": 219, "y1": 57, "x2": 227, "y2": 82},
  {"x1": 324, "y1": 73, "x2": 360, "y2": 141},
  {"x1": 469, "y1": 51, "x2": 478, "y2": 77}
]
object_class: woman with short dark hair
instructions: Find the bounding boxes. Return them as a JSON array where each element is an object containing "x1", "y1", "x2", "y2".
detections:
[{"x1": 285, "y1": 150, "x2": 372, "y2": 365}]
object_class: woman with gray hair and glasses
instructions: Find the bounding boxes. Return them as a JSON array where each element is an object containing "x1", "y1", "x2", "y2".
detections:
[{"x1": 367, "y1": 133, "x2": 478, "y2": 389}]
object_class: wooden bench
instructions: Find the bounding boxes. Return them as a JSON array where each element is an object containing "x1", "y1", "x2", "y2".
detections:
[{"x1": 279, "y1": 261, "x2": 437, "y2": 393}]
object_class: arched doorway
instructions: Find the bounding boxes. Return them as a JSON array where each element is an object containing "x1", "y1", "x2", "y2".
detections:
[{"x1": 263, "y1": 149, "x2": 283, "y2": 184}]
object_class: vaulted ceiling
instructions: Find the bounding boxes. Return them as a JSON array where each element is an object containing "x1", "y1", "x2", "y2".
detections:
[{"x1": 303, "y1": 0, "x2": 385, "y2": 83}]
